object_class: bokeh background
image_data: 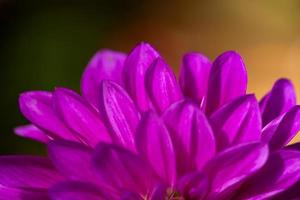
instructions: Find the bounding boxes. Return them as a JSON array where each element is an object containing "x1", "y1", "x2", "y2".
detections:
[{"x1": 1, "y1": 0, "x2": 300, "y2": 154}]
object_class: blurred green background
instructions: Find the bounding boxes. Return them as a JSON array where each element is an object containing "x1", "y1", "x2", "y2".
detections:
[{"x1": 1, "y1": 0, "x2": 300, "y2": 154}]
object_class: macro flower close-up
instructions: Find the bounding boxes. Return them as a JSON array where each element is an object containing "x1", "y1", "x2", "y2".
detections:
[{"x1": 0, "y1": 42, "x2": 300, "y2": 200}]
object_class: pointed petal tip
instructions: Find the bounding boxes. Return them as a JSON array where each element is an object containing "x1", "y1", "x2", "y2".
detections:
[
  {"x1": 127, "y1": 42, "x2": 160, "y2": 59},
  {"x1": 145, "y1": 57, "x2": 182, "y2": 112}
]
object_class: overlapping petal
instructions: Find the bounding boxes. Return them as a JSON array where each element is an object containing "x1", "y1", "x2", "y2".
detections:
[
  {"x1": 93, "y1": 143, "x2": 157, "y2": 196},
  {"x1": 163, "y1": 100, "x2": 216, "y2": 175},
  {"x1": 262, "y1": 105, "x2": 300, "y2": 150},
  {"x1": 177, "y1": 172, "x2": 208, "y2": 200},
  {"x1": 204, "y1": 142, "x2": 268, "y2": 199},
  {"x1": 135, "y1": 111, "x2": 176, "y2": 185},
  {"x1": 205, "y1": 51, "x2": 247, "y2": 115},
  {"x1": 123, "y1": 42, "x2": 160, "y2": 111},
  {"x1": 47, "y1": 140, "x2": 96, "y2": 184},
  {"x1": 237, "y1": 150, "x2": 300, "y2": 199},
  {"x1": 145, "y1": 58, "x2": 182, "y2": 113},
  {"x1": 0, "y1": 187, "x2": 49, "y2": 200},
  {"x1": 0, "y1": 156, "x2": 62, "y2": 189},
  {"x1": 49, "y1": 181, "x2": 114, "y2": 200},
  {"x1": 81, "y1": 50, "x2": 126, "y2": 109},
  {"x1": 19, "y1": 91, "x2": 77, "y2": 141},
  {"x1": 260, "y1": 79, "x2": 296, "y2": 126},
  {"x1": 53, "y1": 88, "x2": 111, "y2": 147},
  {"x1": 99, "y1": 80, "x2": 140, "y2": 150},
  {"x1": 14, "y1": 124, "x2": 50, "y2": 143},
  {"x1": 210, "y1": 95, "x2": 261, "y2": 150},
  {"x1": 179, "y1": 52, "x2": 211, "y2": 104}
]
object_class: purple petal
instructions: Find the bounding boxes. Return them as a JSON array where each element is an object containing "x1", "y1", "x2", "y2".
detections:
[
  {"x1": 205, "y1": 51, "x2": 247, "y2": 115},
  {"x1": 145, "y1": 58, "x2": 183, "y2": 113},
  {"x1": 179, "y1": 52, "x2": 211, "y2": 103},
  {"x1": 163, "y1": 100, "x2": 216, "y2": 175},
  {"x1": 120, "y1": 192, "x2": 143, "y2": 200},
  {"x1": 100, "y1": 80, "x2": 140, "y2": 150},
  {"x1": 135, "y1": 111, "x2": 176, "y2": 185},
  {"x1": 177, "y1": 172, "x2": 208, "y2": 200},
  {"x1": 210, "y1": 95, "x2": 261, "y2": 150},
  {"x1": 19, "y1": 91, "x2": 77, "y2": 141},
  {"x1": 149, "y1": 185, "x2": 168, "y2": 200},
  {"x1": 262, "y1": 106, "x2": 300, "y2": 150},
  {"x1": 260, "y1": 79, "x2": 296, "y2": 126},
  {"x1": 272, "y1": 179, "x2": 300, "y2": 200},
  {"x1": 14, "y1": 124, "x2": 50, "y2": 143},
  {"x1": 81, "y1": 50, "x2": 126, "y2": 109},
  {"x1": 50, "y1": 181, "x2": 116, "y2": 200},
  {"x1": 123, "y1": 42, "x2": 160, "y2": 111},
  {"x1": 53, "y1": 88, "x2": 111, "y2": 147},
  {"x1": 204, "y1": 142, "x2": 268, "y2": 199},
  {"x1": 237, "y1": 150, "x2": 300, "y2": 199},
  {"x1": 0, "y1": 156, "x2": 62, "y2": 189},
  {"x1": 47, "y1": 140, "x2": 98, "y2": 184},
  {"x1": 93, "y1": 143, "x2": 157, "y2": 196},
  {"x1": 0, "y1": 186, "x2": 49, "y2": 200}
]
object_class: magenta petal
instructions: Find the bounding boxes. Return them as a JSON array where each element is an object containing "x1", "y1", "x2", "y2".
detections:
[
  {"x1": 238, "y1": 150, "x2": 300, "y2": 199},
  {"x1": 205, "y1": 51, "x2": 247, "y2": 115},
  {"x1": 177, "y1": 172, "x2": 208, "y2": 200},
  {"x1": 179, "y1": 52, "x2": 211, "y2": 103},
  {"x1": 163, "y1": 100, "x2": 216, "y2": 175},
  {"x1": 81, "y1": 50, "x2": 126, "y2": 109},
  {"x1": 50, "y1": 181, "x2": 114, "y2": 200},
  {"x1": 135, "y1": 111, "x2": 176, "y2": 185},
  {"x1": 145, "y1": 58, "x2": 183, "y2": 113},
  {"x1": 100, "y1": 80, "x2": 140, "y2": 150},
  {"x1": 47, "y1": 140, "x2": 98, "y2": 184},
  {"x1": 262, "y1": 106, "x2": 300, "y2": 150},
  {"x1": 123, "y1": 42, "x2": 160, "y2": 111},
  {"x1": 0, "y1": 187, "x2": 49, "y2": 200},
  {"x1": 93, "y1": 143, "x2": 157, "y2": 196},
  {"x1": 14, "y1": 124, "x2": 50, "y2": 143},
  {"x1": 204, "y1": 142, "x2": 268, "y2": 199},
  {"x1": 19, "y1": 91, "x2": 77, "y2": 141},
  {"x1": 53, "y1": 88, "x2": 111, "y2": 147},
  {"x1": 210, "y1": 95, "x2": 261, "y2": 150},
  {"x1": 0, "y1": 156, "x2": 62, "y2": 189},
  {"x1": 120, "y1": 192, "x2": 143, "y2": 200},
  {"x1": 149, "y1": 185, "x2": 168, "y2": 200},
  {"x1": 260, "y1": 79, "x2": 296, "y2": 126}
]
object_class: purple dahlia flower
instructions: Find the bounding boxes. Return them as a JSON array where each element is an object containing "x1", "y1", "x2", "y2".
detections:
[{"x1": 2, "y1": 42, "x2": 300, "y2": 200}]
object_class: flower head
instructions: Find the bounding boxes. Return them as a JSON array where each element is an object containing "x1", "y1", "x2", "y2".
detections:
[{"x1": 3, "y1": 42, "x2": 300, "y2": 200}]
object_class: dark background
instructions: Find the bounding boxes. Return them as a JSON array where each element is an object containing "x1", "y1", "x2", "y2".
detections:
[{"x1": 1, "y1": 0, "x2": 300, "y2": 154}]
